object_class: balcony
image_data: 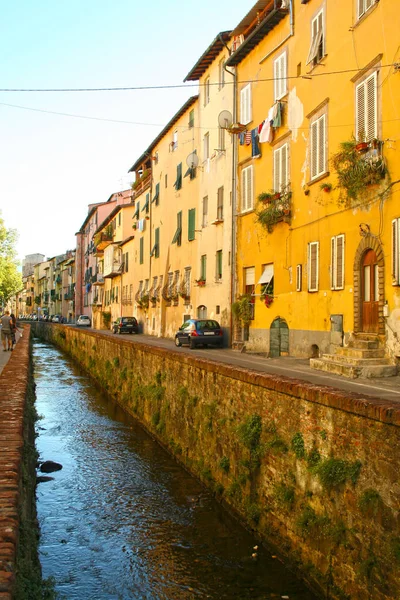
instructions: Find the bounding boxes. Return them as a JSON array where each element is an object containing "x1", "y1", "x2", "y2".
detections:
[
  {"x1": 94, "y1": 230, "x2": 113, "y2": 252},
  {"x1": 92, "y1": 273, "x2": 105, "y2": 286},
  {"x1": 132, "y1": 171, "x2": 151, "y2": 198},
  {"x1": 103, "y1": 261, "x2": 123, "y2": 279}
]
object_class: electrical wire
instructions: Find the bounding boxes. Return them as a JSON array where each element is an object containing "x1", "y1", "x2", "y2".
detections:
[{"x1": 0, "y1": 64, "x2": 397, "y2": 93}]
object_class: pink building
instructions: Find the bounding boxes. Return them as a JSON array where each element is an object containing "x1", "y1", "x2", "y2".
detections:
[{"x1": 75, "y1": 190, "x2": 132, "y2": 320}]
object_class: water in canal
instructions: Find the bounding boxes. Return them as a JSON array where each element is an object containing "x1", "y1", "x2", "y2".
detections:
[{"x1": 34, "y1": 340, "x2": 318, "y2": 600}]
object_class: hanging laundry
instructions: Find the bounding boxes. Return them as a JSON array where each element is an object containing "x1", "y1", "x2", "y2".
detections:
[
  {"x1": 245, "y1": 130, "x2": 252, "y2": 145},
  {"x1": 239, "y1": 131, "x2": 246, "y2": 145},
  {"x1": 258, "y1": 121, "x2": 264, "y2": 135},
  {"x1": 251, "y1": 129, "x2": 261, "y2": 158},
  {"x1": 259, "y1": 106, "x2": 275, "y2": 144},
  {"x1": 272, "y1": 102, "x2": 282, "y2": 128}
]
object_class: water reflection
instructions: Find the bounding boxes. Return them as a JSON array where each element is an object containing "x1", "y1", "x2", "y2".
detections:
[{"x1": 34, "y1": 340, "x2": 318, "y2": 599}]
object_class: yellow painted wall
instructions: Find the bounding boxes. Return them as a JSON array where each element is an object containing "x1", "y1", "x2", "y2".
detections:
[{"x1": 234, "y1": 0, "x2": 400, "y2": 356}]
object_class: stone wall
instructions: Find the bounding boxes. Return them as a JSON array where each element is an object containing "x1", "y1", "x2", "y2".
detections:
[
  {"x1": 33, "y1": 323, "x2": 400, "y2": 600},
  {"x1": 0, "y1": 326, "x2": 43, "y2": 599}
]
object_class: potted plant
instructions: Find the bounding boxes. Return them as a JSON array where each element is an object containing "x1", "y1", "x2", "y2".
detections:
[
  {"x1": 196, "y1": 278, "x2": 206, "y2": 287},
  {"x1": 232, "y1": 294, "x2": 253, "y2": 327},
  {"x1": 257, "y1": 192, "x2": 274, "y2": 204},
  {"x1": 320, "y1": 182, "x2": 332, "y2": 193}
]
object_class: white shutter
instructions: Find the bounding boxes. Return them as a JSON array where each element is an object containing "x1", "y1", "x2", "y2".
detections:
[
  {"x1": 366, "y1": 72, "x2": 377, "y2": 140},
  {"x1": 245, "y1": 267, "x2": 255, "y2": 286},
  {"x1": 310, "y1": 115, "x2": 325, "y2": 180},
  {"x1": 241, "y1": 166, "x2": 253, "y2": 212},
  {"x1": 310, "y1": 121, "x2": 318, "y2": 179},
  {"x1": 308, "y1": 241, "x2": 319, "y2": 292},
  {"x1": 318, "y1": 115, "x2": 326, "y2": 177},
  {"x1": 330, "y1": 237, "x2": 336, "y2": 290},
  {"x1": 240, "y1": 84, "x2": 252, "y2": 125},
  {"x1": 274, "y1": 52, "x2": 287, "y2": 100},
  {"x1": 356, "y1": 72, "x2": 377, "y2": 142},
  {"x1": 358, "y1": 0, "x2": 365, "y2": 18},
  {"x1": 296, "y1": 264, "x2": 302, "y2": 291},
  {"x1": 336, "y1": 235, "x2": 345, "y2": 289},
  {"x1": 274, "y1": 148, "x2": 281, "y2": 192},
  {"x1": 392, "y1": 219, "x2": 400, "y2": 285},
  {"x1": 274, "y1": 144, "x2": 289, "y2": 192}
]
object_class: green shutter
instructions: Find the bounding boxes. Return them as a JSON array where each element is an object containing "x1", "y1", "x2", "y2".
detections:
[
  {"x1": 188, "y1": 208, "x2": 196, "y2": 241},
  {"x1": 152, "y1": 183, "x2": 160, "y2": 205},
  {"x1": 142, "y1": 193, "x2": 150, "y2": 213},
  {"x1": 140, "y1": 238, "x2": 144, "y2": 264},
  {"x1": 174, "y1": 163, "x2": 182, "y2": 190}
]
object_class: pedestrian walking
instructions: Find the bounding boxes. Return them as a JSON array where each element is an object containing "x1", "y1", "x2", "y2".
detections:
[
  {"x1": 1, "y1": 310, "x2": 13, "y2": 351},
  {"x1": 9, "y1": 313, "x2": 22, "y2": 348}
]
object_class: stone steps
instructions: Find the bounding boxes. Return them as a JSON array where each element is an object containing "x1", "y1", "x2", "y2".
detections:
[
  {"x1": 310, "y1": 333, "x2": 398, "y2": 379},
  {"x1": 310, "y1": 358, "x2": 397, "y2": 379}
]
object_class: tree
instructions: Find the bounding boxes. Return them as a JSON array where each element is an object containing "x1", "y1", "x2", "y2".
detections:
[{"x1": 0, "y1": 212, "x2": 22, "y2": 307}]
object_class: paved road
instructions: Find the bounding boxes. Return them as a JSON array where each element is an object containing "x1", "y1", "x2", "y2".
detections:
[{"x1": 87, "y1": 327, "x2": 400, "y2": 404}]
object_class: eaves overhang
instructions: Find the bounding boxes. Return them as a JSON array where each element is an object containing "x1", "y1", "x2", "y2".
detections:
[
  {"x1": 183, "y1": 31, "x2": 232, "y2": 82},
  {"x1": 226, "y1": 3, "x2": 289, "y2": 67},
  {"x1": 128, "y1": 95, "x2": 198, "y2": 174}
]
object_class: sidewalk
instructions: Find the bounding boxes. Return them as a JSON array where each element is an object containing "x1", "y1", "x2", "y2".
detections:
[{"x1": 0, "y1": 330, "x2": 23, "y2": 375}]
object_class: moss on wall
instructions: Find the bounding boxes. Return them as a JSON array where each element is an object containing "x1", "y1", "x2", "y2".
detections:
[{"x1": 32, "y1": 323, "x2": 400, "y2": 600}]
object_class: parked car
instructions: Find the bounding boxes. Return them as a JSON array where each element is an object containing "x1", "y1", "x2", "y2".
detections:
[
  {"x1": 112, "y1": 316, "x2": 139, "y2": 334},
  {"x1": 174, "y1": 319, "x2": 224, "y2": 349},
  {"x1": 76, "y1": 315, "x2": 91, "y2": 327}
]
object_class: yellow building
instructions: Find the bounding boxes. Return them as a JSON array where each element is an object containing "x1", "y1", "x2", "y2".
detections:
[
  {"x1": 128, "y1": 96, "x2": 200, "y2": 339},
  {"x1": 226, "y1": 0, "x2": 400, "y2": 362}
]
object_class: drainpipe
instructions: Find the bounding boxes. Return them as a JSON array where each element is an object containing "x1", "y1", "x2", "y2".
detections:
[{"x1": 221, "y1": 34, "x2": 237, "y2": 348}]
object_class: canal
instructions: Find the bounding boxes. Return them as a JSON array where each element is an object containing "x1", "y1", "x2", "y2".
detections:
[{"x1": 34, "y1": 339, "x2": 318, "y2": 599}]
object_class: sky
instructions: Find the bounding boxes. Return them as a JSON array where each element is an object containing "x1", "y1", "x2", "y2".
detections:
[{"x1": 0, "y1": 0, "x2": 253, "y2": 264}]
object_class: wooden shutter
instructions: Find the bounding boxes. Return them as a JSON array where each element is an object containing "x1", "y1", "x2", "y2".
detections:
[
  {"x1": 155, "y1": 227, "x2": 160, "y2": 258},
  {"x1": 242, "y1": 166, "x2": 253, "y2": 211},
  {"x1": 336, "y1": 235, "x2": 345, "y2": 289},
  {"x1": 296, "y1": 264, "x2": 302, "y2": 291},
  {"x1": 188, "y1": 208, "x2": 196, "y2": 241},
  {"x1": 392, "y1": 219, "x2": 399, "y2": 284},
  {"x1": 308, "y1": 241, "x2": 319, "y2": 292},
  {"x1": 356, "y1": 73, "x2": 377, "y2": 142},
  {"x1": 274, "y1": 52, "x2": 287, "y2": 100},
  {"x1": 274, "y1": 144, "x2": 288, "y2": 192},
  {"x1": 310, "y1": 115, "x2": 325, "y2": 180},
  {"x1": 240, "y1": 84, "x2": 252, "y2": 125},
  {"x1": 139, "y1": 237, "x2": 144, "y2": 265}
]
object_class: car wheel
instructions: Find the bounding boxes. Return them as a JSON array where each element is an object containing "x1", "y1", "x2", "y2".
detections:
[
  {"x1": 129, "y1": 331, "x2": 133, "y2": 334},
  {"x1": 189, "y1": 337, "x2": 196, "y2": 349},
  {"x1": 175, "y1": 336, "x2": 182, "y2": 347}
]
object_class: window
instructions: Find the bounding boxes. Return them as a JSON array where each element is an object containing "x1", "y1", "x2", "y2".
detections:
[
  {"x1": 151, "y1": 182, "x2": 160, "y2": 206},
  {"x1": 216, "y1": 250, "x2": 223, "y2": 281},
  {"x1": 241, "y1": 165, "x2": 254, "y2": 212},
  {"x1": 139, "y1": 237, "x2": 144, "y2": 265},
  {"x1": 118, "y1": 213, "x2": 121, "y2": 226},
  {"x1": 273, "y1": 143, "x2": 289, "y2": 192},
  {"x1": 331, "y1": 235, "x2": 345, "y2": 290},
  {"x1": 392, "y1": 218, "x2": 400, "y2": 285},
  {"x1": 218, "y1": 58, "x2": 225, "y2": 90},
  {"x1": 306, "y1": 9, "x2": 324, "y2": 67},
  {"x1": 296, "y1": 264, "x2": 302, "y2": 291},
  {"x1": 142, "y1": 193, "x2": 150, "y2": 214},
  {"x1": 217, "y1": 187, "x2": 224, "y2": 221},
  {"x1": 356, "y1": 72, "x2": 377, "y2": 142},
  {"x1": 172, "y1": 130, "x2": 178, "y2": 151},
  {"x1": 123, "y1": 251, "x2": 129, "y2": 273},
  {"x1": 358, "y1": 0, "x2": 374, "y2": 19},
  {"x1": 203, "y1": 133, "x2": 210, "y2": 161},
  {"x1": 184, "y1": 267, "x2": 191, "y2": 296},
  {"x1": 202, "y1": 196, "x2": 208, "y2": 227},
  {"x1": 310, "y1": 114, "x2": 326, "y2": 180},
  {"x1": 218, "y1": 126, "x2": 226, "y2": 151},
  {"x1": 204, "y1": 76, "x2": 210, "y2": 106},
  {"x1": 200, "y1": 255, "x2": 207, "y2": 281},
  {"x1": 174, "y1": 163, "x2": 182, "y2": 191},
  {"x1": 240, "y1": 84, "x2": 252, "y2": 125},
  {"x1": 172, "y1": 211, "x2": 182, "y2": 246},
  {"x1": 274, "y1": 51, "x2": 287, "y2": 101},
  {"x1": 188, "y1": 109, "x2": 194, "y2": 129},
  {"x1": 165, "y1": 174, "x2": 168, "y2": 188},
  {"x1": 188, "y1": 208, "x2": 196, "y2": 241},
  {"x1": 308, "y1": 241, "x2": 319, "y2": 292},
  {"x1": 245, "y1": 267, "x2": 255, "y2": 319},
  {"x1": 151, "y1": 228, "x2": 160, "y2": 258}
]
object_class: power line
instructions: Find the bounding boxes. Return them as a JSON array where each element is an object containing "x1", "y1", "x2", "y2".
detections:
[{"x1": 0, "y1": 64, "x2": 397, "y2": 93}]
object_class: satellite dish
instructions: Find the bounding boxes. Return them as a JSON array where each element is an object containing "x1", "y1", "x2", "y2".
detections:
[
  {"x1": 218, "y1": 110, "x2": 233, "y2": 129},
  {"x1": 186, "y1": 151, "x2": 199, "y2": 168}
]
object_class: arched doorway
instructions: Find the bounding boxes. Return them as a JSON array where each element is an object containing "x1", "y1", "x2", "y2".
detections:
[
  {"x1": 361, "y1": 249, "x2": 379, "y2": 333},
  {"x1": 353, "y1": 234, "x2": 385, "y2": 335},
  {"x1": 270, "y1": 317, "x2": 289, "y2": 357}
]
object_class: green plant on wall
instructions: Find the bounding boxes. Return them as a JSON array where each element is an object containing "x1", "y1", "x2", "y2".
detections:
[
  {"x1": 331, "y1": 138, "x2": 386, "y2": 205},
  {"x1": 232, "y1": 294, "x2": 253, "y2": 327},
  {"x1": 102, "y1": 311, "x2": 111, "y2": 327},
  {"x1": 255, "y1": 184, "x2": 292, "y2": 233}
]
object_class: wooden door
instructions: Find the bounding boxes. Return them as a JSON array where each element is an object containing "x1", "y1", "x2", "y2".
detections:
[{"x1": 361, "y1": 249, "x2": 379, "y2": 333}]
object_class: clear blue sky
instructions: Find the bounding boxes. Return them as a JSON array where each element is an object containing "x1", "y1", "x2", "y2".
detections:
[{"x1": 0, "y1": 0, "x2": 253, "y2": 262}]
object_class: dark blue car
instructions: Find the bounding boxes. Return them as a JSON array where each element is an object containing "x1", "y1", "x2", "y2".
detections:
[{"x1": 174, "y1": 319, "x2": 224, "y2": 349}]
